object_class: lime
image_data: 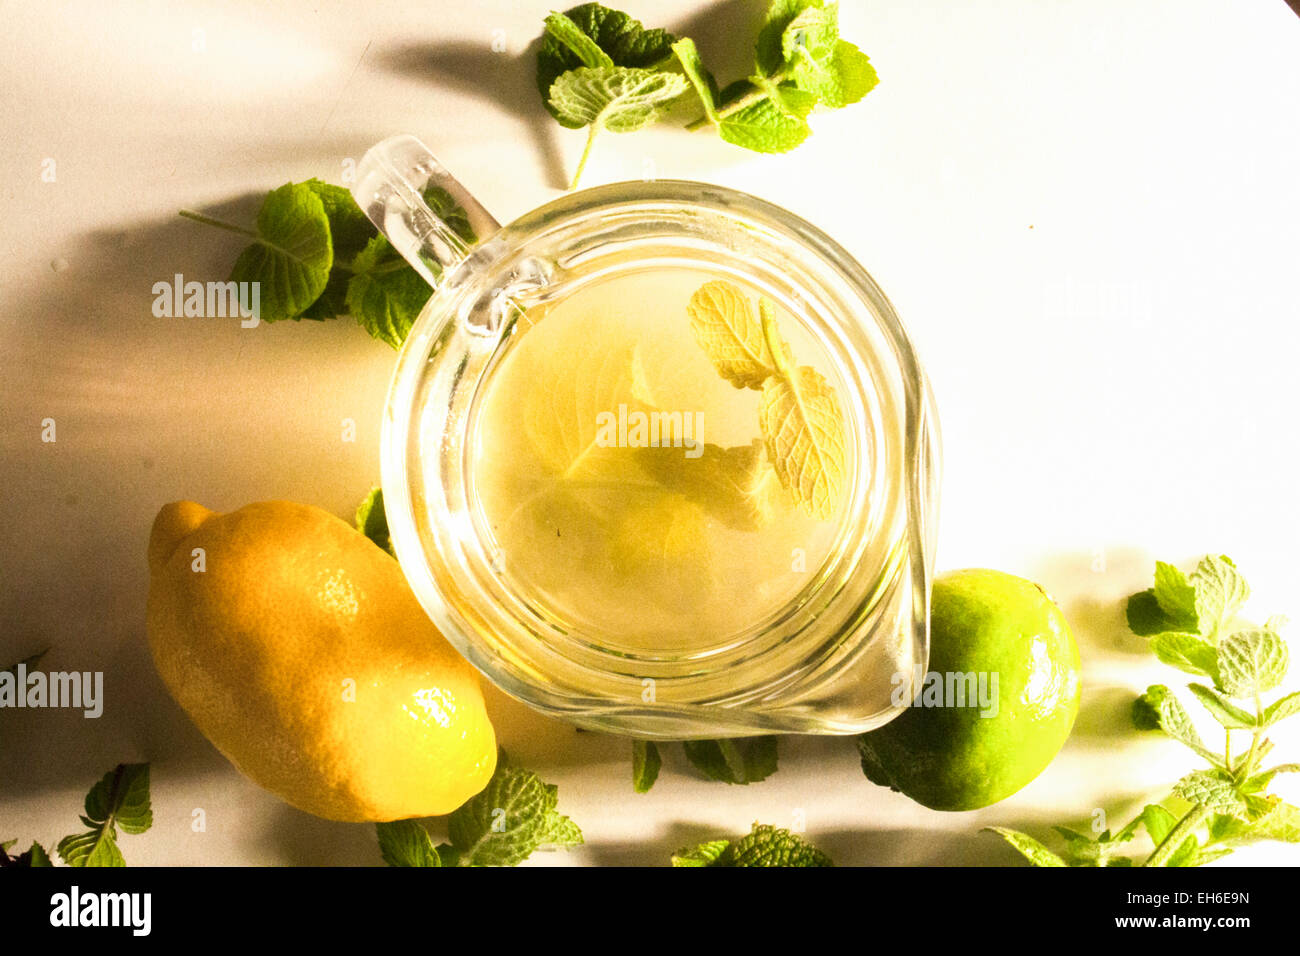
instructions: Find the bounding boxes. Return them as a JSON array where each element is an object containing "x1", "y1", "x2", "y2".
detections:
[{"x1": 857, "y1": 569, "x2": 1081, "y2": 811}]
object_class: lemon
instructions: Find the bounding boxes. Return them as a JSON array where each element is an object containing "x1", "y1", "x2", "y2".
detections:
[{"x1": 145, "y1": 500, "x2": 497, "y2": 822}]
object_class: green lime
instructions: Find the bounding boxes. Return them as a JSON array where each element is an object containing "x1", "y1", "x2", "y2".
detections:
[{"x1": 857, "y1": 569, "x2": 1081, "y2": 811}]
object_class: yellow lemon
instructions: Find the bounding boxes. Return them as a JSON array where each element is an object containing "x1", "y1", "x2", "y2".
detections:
[{"x1": 145, "y1": 500, "x2": 496, "y2": 822}]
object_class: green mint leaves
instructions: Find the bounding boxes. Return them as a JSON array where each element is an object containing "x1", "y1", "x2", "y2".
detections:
[
  {"x1": 682, "y1": 737, "x2": 780, "y2": 785},
  {"x1": 1126, "y1": 555, "x2": 1249, "y2": 641},
  {"x1": 354, "y1": 486, "x2": 394, "y2": 556},
  {"x1": 993, "y1": 556, "x2": 1299, "y2": 867},
  {"x1": 631, "y1": 740, "x2": 662, "y2": 793},
  {"x1": 672, "y1": 824, "x2": 833, "y2": 867},
  {"x1": 1217, "y1": 628, "x2": 1288, "y2": 698},
  {"x1": 180, "y1": 180, "x2": 476, "y2": 347},
  {"x1": 539, "y1": 8, "x2": 685, "y2": 188},
  {"x1": 550, "y1": 67, "x2": 688, "y2": 189},
  {"x1": 630, "y1": 736, "x2": 780, "y2": 792},
  {"x1": 52, "y1": 763, "x2": 153, "y2": 868},
  {"x1": 5, "y1": 763, "x2": 153, "y2": 868},
  {"x1": 376, "y1": 818, "x2": 445, "y2": 867},
  {"x1": 686, "y1": 280, "x2": 847, "y2": 519},
  {"x1": 983, "y1": 828, "x2": 1069, "y2": 867},
  {"x1": 539, "y1": 2, "x2": 877, "y2": 186},
  {"x1": 227, "y1": 183, "x2": 333, "y2": 323},
  {"x1": 375, "y1": 756, "x2": 583, "y2": 867},
  {"x1": 344, "y1": 236, "x2": 435, "y2": 348},
  {"x1": 677, "y1": 0, "x2": 877, "y2": 153},
  {"x1": 537, "y1": 4, "x2": 677, "y2": 119}
]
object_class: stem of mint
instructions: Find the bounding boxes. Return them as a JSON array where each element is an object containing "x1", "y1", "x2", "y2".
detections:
[
  {"x1": 686, "y1": 69, "x2": 792, "y2": 131},
  {"x1": 1143, "y1": 802, "x2": 1212, "y2": 867},
  {"x1": 569, "y1": 123, "x2": 601, "y2": 191},
  {"x1": 178, "y1": 209, "x2": 259, "y2": 238}
]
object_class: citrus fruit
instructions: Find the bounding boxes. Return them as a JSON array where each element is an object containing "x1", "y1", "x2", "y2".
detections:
[
  {"x1": 145, "y1": 500, "x2": 496, "y2": 822},
  {"x1": 857, "y1": 568, "x2": 1081, "y2": 811}
]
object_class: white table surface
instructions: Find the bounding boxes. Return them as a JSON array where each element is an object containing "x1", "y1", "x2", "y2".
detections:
[{"x1": 1, "y1": 0, "x2": 1297, "y2": 866}]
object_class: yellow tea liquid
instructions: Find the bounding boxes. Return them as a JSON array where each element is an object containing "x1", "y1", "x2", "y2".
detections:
[{"x1": 468, "y1": 268, "x2": 853, "y2": 657}]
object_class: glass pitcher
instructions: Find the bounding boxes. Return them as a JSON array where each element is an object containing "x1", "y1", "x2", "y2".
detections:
[{"x1": 351, "y1": 134, "x2": 940, "y2": 739}]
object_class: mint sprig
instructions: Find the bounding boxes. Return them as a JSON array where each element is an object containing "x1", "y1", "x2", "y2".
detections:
[
  {"x1": 5, "y1": 763, "x2": 153, "y2": 868},
  {"x1": 672, "y1": 823, "x2": 832, "y2": 867},
  {"x1": 538, "y1": 2, "x2": 877, "y2": 186},
  {"x1": 375, "y1": 756, "x2": 583, "y2": 867},
  {"x1": 989, "y1": 556, "x2": 1299, "y2": 867},
  {"x1": 180, "y1": 182, "x2": 476, "y2": 347}
]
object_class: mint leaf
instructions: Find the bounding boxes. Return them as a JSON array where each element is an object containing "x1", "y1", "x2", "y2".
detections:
[
  {"x1": 1154, "y1": 560, "x2": 1200, "y2": 631},
  {"x1": 727, "y1": 824, "x2": 833, "y2": 866},
  {"x1": 671, "y1": 838, "x2": 731, "y2": 867},
  {"x1": 984, "y1": 827, "x2": 1068, "y2": 867},
  {"x1": 1052, "y1": 826, "x2": 1107, "y2": 866},
  {"x1": 632, "y1": 740, "x2": 661, "y2": 793},
  {"x1": 1126, "y1": 589, "x2": 1173, "y2": 636},
  {"x1": 1263, "y1": 690, "x2": 1300, "y2": 726},
  {"x1": 682, "y1": 737, "x2": 778, "y2": 785},
  {"x1": 56, "y1": 763, "x2": 152, "y2": 868},
  {"x1": 345, "y1": 235, "x2": 433, "y2": 349},
  {"x1": 539, "y1": 799, "x2": 584, "y2": 848},
  {"x1": 1173, "y1": 769, "x2": 1246, "y2": 814},
  {"x1": 1132, "y1": 684, "x2": 1168, "y2": 730},
  {"x1": 423, "y1": 185, "x2": 478, "y2": 246},
  {"x1": 543, "y1": 11, "x2": 615, "y2": 79},
  {"x1": 676, "y1": 824, "x2": 832, "y2": 866},
  {"x1": 1137, "y1": 685, "x2": 1223, "y2": 767},
  {"x1": 717, "y1": 86, "x2": 815, "y2": 153},
  {"x1": 355, "y1": 487, "x2": 393, "y2": 556},
  {"x1": 305, "y1": 178, "x2": 374, "y2": 263},
  {"x1": 549, "y1": 66, "x2": 687, "y2": 133},
  {"x1": 1138, "y1": 804, "x2": 1203, "y2": 867},
  {"x1": 1208, "y1": 802, "x2": 1300, "y2": 847},
  {"x1": 298, "y1": 269, "x2": 350, "y2": 320},
  {"x1": 1218, "y1": 628, "x2": 1289, "y2": 698},
  {"x1": 228, "y1": 182, "x2": 332, "y2": 323},
  {"x1": 1139, "y1": 804, "x2": 1179, "y2": 845},
  {"x1": 537, "y1": 4, "x2": 677, "y2": 122},
  {"x1": 779, "y1": 3, "x2": 874, "y2": 108},
  {"x1": 818, "y1": 40, "x2": 878, "y2": 109},
  {"x1": 23, "y1": 842, "x2": 52, "y2": 867},
  {"x1": 1, "y1": 841, "x2": 53, "y2": 868},
  {"x1": 1187, "y1": 683, "x2": 1255, "y2": 729},
  {"x1": 1165, "y1": 835, "x2": 1202, "y2": 867},
  {"x1": 672, "y1": 37, "x2": 717, "y2": 123},
  {"x1": 1240, "y1": 764, "x2": 1300, "y2": 794},
  {"x1": 549, "y1": 64, "x2": 688, "y2": 187},
  {"x1": 1189, "y1": 555, "x2": 1250, "y2": 639},
  {"x1": 299, "y1": 180, "x2": 377, "y2": 321},
  {"x1": 444, "y1": 759, "x2": 582, "y2": 866},
  {"x1": 755, "y1": 0, "x2": 820, "y2": 75},
  {"x1": 1147, "y1": 631, "x2": 1219, "y2": 681},
  {"x1": 376, "y1": 819, "x2": 442, "y2": 867}
]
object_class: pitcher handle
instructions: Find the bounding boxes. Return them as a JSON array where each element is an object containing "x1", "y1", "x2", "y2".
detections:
[{"x1": 349, "y1": 134, "x2": 502, "y2": 288}]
